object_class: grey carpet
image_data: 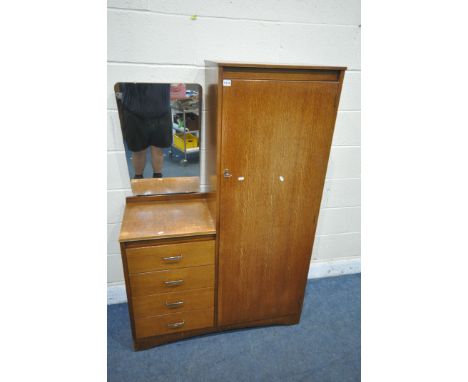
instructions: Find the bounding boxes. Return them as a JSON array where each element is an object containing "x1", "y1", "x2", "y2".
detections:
[{"x1": 108, "y1": 273, "x2": 361, "y2": 382}]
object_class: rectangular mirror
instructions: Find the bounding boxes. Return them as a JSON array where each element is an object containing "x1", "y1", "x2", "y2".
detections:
[{"x1": 114, "y1": 83, "x2": 202, "y2": 196}]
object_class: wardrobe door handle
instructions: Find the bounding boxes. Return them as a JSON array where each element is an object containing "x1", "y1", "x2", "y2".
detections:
[
  {"x1": 164, "y1": 279, "x2": 184, "y2": 287},
  {"x1": 165, "y1": 301, "x2": 185, "y2": 309},
  {"x1": 162, "y1": 255, "x2": 183, "y2": 263},
  {"x1": 223, "y1": 169, "x2": 232, "y2": 178},
  {"x1": 167, "y1": 320, "x2": 185, "y2": 329}
]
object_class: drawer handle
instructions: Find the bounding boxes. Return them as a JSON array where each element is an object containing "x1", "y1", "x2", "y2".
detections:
[
  {"x1": 164, "y1": 279, "x2": 184, "y2": 287},
  {"x1": 165, "y1": 300, "x2": 185, "y2": 309},
  {"x1": 167, "y1": 320, "x2": 185, "y2": 329},
  {"x1": 162, "y1": 255, "x2": 183, "y2": 263}
]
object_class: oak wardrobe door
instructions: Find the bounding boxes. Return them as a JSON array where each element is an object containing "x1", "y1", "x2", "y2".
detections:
[{"x1": 217, "y1": 79, "x2": 340, "y2": 326}]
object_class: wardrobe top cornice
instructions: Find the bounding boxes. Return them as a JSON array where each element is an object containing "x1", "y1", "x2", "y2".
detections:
[{"x1": 210, "y1": 61, "x2": 347, "y2": 71}]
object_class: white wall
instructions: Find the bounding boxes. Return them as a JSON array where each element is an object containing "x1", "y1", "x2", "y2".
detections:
[{"x1": 107, "y1": 0, "x2": 361, "y2": 288}]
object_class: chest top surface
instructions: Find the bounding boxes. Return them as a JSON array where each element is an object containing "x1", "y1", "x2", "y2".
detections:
[{"x1": 119, "y1": 198, "x2": 215, "y2": 243}]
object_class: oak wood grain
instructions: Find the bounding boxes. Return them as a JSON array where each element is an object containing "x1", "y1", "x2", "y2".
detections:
[
  {"x1": 126, "y1": 240, "x2": 215, "y2": 274},
  {"x1": 132, "y1": 287, "x2": 214, "y2": 319},
  {"x1": 205, "y1": 61, "x2": 224, "y2": 327},
  {"x1": 222, "y1": 67, "x2": 340, "y2": 81},
  {"x1": 217, "y1": 78, "x2": 341, "y2": 326},
  {"x1": 129, "y1": 265, "x2": 214, "y2": 296},
  {"x1": 119, "y1": 198, "x2": 215, "y2": 242},
  {"x1": 134, "y1": 308, "x2": 214, "y2": 339},
  {"x1": 126, "y1": 192, "x2": 210, "y2": 204},
  {"x1": 124, "y1": 235, "x2": 216, "y2": 249}
]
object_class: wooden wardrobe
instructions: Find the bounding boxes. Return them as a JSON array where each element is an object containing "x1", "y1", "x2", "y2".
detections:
[{"x1": 119, "y1": 63, "x2": 346, "y2": 350}]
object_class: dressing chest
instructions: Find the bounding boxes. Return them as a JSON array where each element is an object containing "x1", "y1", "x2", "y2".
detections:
[{"x1": 119, "y1": 63, "x2": 346, "y2": 350}]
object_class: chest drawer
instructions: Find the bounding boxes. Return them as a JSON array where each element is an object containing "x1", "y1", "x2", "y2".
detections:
[
  {"x1": 129, "y1": 265, "x2": 214, "y2": 297},
  {"x1": 133, "y1": 287, "x2": 214, "y2": 319},
  {"x1": 134, "y1": 308, "x2": 214, "y2": 339},
  {"x1": 126, "y1": 240, "x2": 215, "y2": 274}
]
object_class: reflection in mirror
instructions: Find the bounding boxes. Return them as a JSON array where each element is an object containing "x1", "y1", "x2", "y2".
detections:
[{"x1": 115, "y1": 83, "x2": 202, "y2": 196}]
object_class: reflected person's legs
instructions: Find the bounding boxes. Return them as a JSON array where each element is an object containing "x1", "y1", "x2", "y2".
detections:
[
  {"x1": 132, "y1": 149, "x2": 147, "y2": 178},
  {"x1": 150, "y1": 146, "x2": 163, "y2": 177}
]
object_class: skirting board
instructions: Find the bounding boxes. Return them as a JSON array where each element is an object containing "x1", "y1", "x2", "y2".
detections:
[
  {"x1": 107, "y1": 257, "x2": 361, "y2": 305},
  {"x1": 107, "y1": 282, "x2": 127, "y2": 305},
  {"x1": 307, "y1": 257, "x2": 361, "y2": 279}
]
